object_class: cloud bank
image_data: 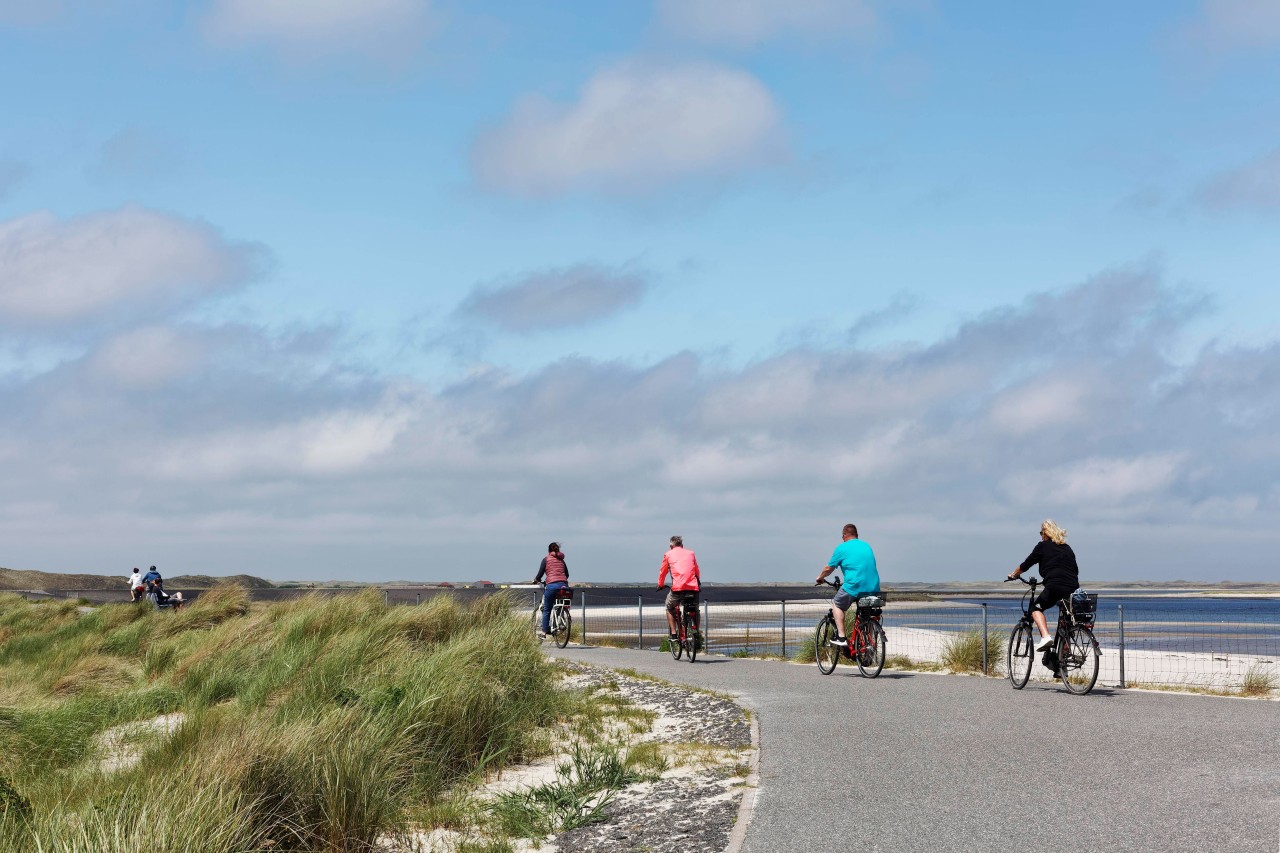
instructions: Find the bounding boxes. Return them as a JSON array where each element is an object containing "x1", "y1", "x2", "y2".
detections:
[{"x1": 3, "y1": 261, "x2": 1279, "y2": 581}]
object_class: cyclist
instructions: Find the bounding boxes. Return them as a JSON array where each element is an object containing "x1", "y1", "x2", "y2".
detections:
[
  {"x1": 657, "y1": 535, "x2": 701, "y2": 642},
  {"x1": 1007, "y1": 519, "x2": 1079, "y2": 652},
  {"x1": 815, "y1": 523, "x2": 880, "y2": 647},
  {"x1": 531, "y1": 542, "x2": 569, "y2": 640}
]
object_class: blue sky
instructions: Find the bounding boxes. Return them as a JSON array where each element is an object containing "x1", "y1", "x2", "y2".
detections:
[{"x1": 2, "y1": 0, "x2": 1279, "y2": 582}]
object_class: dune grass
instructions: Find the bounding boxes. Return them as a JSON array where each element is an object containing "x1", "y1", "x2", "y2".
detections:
[
  {"x1": 0, "y1": 587, "x2": 563, "y2": 852},
  {"x1": 941, "y1": 629, "x2": 1005, "y2": 675},
  {"x1": 1240, "y1": 664, "x2": 1277, "y2": 698}
]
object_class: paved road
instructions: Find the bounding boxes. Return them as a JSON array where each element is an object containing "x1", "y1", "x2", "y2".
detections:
[{"x1": 550, "y1": 646, "x2": 1280, "y2": 853}]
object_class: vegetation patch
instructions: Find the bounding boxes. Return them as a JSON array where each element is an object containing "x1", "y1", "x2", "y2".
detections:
[
  {"x1": 941, "y1": 629, "x2": 1005, "y2": 675},
  {"x1": 0, "y1": 587, "x2": 565, "y2": 851}
]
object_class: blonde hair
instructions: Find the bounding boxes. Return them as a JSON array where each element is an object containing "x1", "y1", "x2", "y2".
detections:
[{"x1": 1041, "y1": 519, "x2": 1067, "y2": 545}]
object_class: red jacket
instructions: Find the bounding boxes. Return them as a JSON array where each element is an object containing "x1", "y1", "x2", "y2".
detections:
[{"x1": 658, "y1": 547, "x2": 700, "y2": 591}]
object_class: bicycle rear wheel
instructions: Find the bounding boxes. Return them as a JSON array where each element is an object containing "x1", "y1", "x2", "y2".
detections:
[
  {"x1": 1059, "y1": 625, "x2": 1099, "y2": 694},
  {"x1": 1007, "y1": 624, "x2": 1033, "y2": 689},
  {"x1": 856, "y1": 621, "x2": 886, "y2": 678},
  {"x1": 684, "y1": 612, "x2": 698, "y2": 663},
  {"x1": 670, "y1": 616, "x2": 683, "y2": 659},
  {"x1": 814, "y1": 615, "x2": 839, "y2": 674},
  {"x1": 553, "y1": 608, "x2": 572, "y2": 649}
]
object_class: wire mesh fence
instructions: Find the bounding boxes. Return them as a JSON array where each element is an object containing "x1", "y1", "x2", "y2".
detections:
[{"x1": 547, "y1": 590, "x2": 1280, "y2": 693}]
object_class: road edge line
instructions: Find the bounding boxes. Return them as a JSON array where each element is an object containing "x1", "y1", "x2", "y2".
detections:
[{"x1": 724, "y1": 708, "x2": 761, "y2": 853}]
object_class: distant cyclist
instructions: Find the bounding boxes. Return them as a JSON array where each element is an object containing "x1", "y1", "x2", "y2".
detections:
[
  {"x1": 815, "y1": 523, "x2": 880, "y2": 647},
  {"x1": 127, "y1": 567, "x2": 143, "y2": 602},
  {"x1": 1007, "y1": 519, "x2": 1079, "y2": 651},
  {"x1": 657, "y1": 535, "x2": 701, "y2": 642},
  {"x1": 531, "y1": 542, "x2": 569, "y2": 640}
]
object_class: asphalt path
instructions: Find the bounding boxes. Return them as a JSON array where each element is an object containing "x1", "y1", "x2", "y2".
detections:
[{"x1": 549, "y1": 645, "x2": 1280, "y2": 853}]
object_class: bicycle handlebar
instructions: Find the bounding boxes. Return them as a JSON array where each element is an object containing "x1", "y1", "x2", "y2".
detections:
[{"x1": 1005, "y1": 575, "x2": 1039, "y2": 585}]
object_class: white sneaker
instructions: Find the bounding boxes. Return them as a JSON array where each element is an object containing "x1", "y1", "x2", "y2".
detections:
[
  {"x1": 537, "y1": 632, "x2": 548, "y2": 640},
  {"x1": 829, "y1": 636, "x2": 847, "y2": 647},
  {"x1": 1035, "y1": 635, "x2": 1054, "y2": 651}
]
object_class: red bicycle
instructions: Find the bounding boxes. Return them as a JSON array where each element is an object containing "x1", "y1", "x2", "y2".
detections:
[
  {"x1": 664, "y1": 590, "x2": 700, "y2": 662},
  {"x1": 814, "y1": 580, "x2": 886, "y2": 677}
]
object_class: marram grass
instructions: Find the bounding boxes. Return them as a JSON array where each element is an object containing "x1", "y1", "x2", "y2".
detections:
[{"x1": 0, "y1": 587, "x2": 561, "y2": 852}]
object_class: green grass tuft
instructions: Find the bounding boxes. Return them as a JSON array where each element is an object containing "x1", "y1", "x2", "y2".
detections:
[
  {"x1": 1240, "y1": 664, "x2": 1277, "y2": 698},
  {"x1": 941, "y1": 630, "x2": 1005, "y2": 675}
]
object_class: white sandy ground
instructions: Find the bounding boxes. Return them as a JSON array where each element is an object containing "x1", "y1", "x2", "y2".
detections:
[
  {"x1": 96, "y1": 712, "x2": 186, "y2": 774},
  {"x1": 581, "y1": 600, "x2": 1279, "y2": 691},
  {"x1": 387, "y1": 666, "x2": 756, "y2": 852}
]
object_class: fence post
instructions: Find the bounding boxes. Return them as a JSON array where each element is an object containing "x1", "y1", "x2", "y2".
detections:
[
  {"x1": 385, "y1": 589, "x2": 389, "y2": 606},
  {"x1": 781, "y1": 600, "x2": 787, "y2": 659},
  {"x1": 703, "y1": 599, "x2": 710, "y2": 653},
  {"x1": 638, "y1": 596, "x2": 643, "y2": 650},
  {"x1": 415, "y1": 592, "x2": 420, "y2": 606},
  {"x1": 580, "y1": 591, "x2": 587, "y2": 645},
  {"x1": 1117, "y1": 604, "x2": 1126, "y2": 688},
  {"x1": 981, "y1": 603, "x2": 989, "y2": 675}
]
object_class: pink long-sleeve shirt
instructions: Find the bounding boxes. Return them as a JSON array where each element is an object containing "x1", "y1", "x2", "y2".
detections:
[{"x1": 658, "y1": 547, "x2": 700, "y2": 591}]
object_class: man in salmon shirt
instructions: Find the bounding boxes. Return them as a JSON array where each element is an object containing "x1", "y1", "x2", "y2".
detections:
[{"x1": 657, "y1": 535, "x2": 701, "y2": 642}]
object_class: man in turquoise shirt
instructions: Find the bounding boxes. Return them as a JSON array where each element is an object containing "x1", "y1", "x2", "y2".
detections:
[{"x1": 815, "y1": 523, "x2": 881, "y2": 646}]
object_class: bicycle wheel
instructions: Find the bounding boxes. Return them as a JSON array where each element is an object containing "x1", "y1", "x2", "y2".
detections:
[
  {"x1": 1007, "y1": 624, "x2": 1033, "y2": 689},
  {"x1": 814, "y1": 616, "x2": 839, "y2": 674},
  {"x1": 553, "y1": 608, "x2": 572, "y2": 649},
  {"x1": 532, "y1": 603, "x2": 545, "y2": 642},
  {"x1": 685, "y1": 612, "x2": 698, "y2": 663},
  {"x1": 670, "y1": 614, "x2": 683, "y2": 659},
  {"x1": 1059, "y1": 625, "x2": 1099, "y2": 695},
  {"x1": 856, "y1": 621, "x2": 886, "y2": 678}
]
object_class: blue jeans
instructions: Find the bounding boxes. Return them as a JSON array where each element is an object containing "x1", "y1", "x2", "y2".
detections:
[{"x1": 542, "y1": 582, "x2": 568, "y2": 633}]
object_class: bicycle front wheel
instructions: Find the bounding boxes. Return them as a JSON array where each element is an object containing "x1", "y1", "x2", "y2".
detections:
[
  {"x1": 856, "y1": 621, "x2": 886, "y2": 678},
  {"x1": 1059, "y1": 625, "x2": 1099, "y2": 695},
  {"x1": 685, "y1": 612, "x2": 698, "y2": 663},
  {"x1": 554, "y1": 609, "x2": 572, "y2": 649},
  {"x1": 815, "y1": 616, "x2": 839, "y2": 674},
  {"x1": 532, "y1": 603, "x2": 545, "y2": 643},
  {"x1": 1007, "y1": 624, "x2": 1033, "y2": 689}
]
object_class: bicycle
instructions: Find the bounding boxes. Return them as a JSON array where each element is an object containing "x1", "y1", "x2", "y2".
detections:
[
  {"x1": 1005, "y1": 576, "x2": 1100, "y2": 695},
  {"x1": 813, "y1": 579, "x2": 886, "y2": 678},
  {"x1": 662, "y1": 589, "x2": 700, "y2": 663},
  {"x1": 532, "y1": 586, "x2": 573, "y2": 649}
]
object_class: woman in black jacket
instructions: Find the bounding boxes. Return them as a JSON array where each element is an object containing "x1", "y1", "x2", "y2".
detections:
[{"x1": 1007, "y1": 519, "x2": 1079, "y2": 651}]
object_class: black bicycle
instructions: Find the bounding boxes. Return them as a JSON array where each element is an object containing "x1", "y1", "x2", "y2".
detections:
[
  {"x1": 662, "y1": 589, "x2": 700, "y2": 662},
  {"x1": 1005, "y1": 576, "x2": 1099, "y2": 694},
  {"x1": 814, "y1": 579, "x2": 886, "y2": 678}
]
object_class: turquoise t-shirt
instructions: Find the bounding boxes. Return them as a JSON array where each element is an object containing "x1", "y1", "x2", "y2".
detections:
[{"x1": 828, "y1": 538, "x2": 880, "y2": 598}]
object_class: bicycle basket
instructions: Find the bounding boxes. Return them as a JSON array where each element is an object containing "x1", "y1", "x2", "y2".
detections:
[
  {"x1": 554, "y1": 588, "x2": 574, "y2": 601},
  {"x1": 1068, "y1": 591, "x2": 1097, "y2": 625},
  {"x1": 857, "y1": 595, "x2": 886, "y2": 609}
]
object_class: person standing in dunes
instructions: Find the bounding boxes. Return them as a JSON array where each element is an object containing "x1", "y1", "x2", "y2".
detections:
[{"x1": 532, "y1": 542, "x2": 569, "y2": 640}]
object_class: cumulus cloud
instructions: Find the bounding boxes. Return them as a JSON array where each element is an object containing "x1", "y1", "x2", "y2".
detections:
[
  {"x1": 655, "y1": 0, "x2": 878, "y2": 47},
  {"x1": 0, "y1": 206, "x2": 266, "y2": 328},
  {"x1": 1182, "y1": 0, "x2": 1280, "y2": 53},
  {"x1": 1195, "y1": 147, "x2": 1280, "y2": 212},
  {"x1": 471, "y1": 61, "x2": 786, "y2": 198},
  {"x1": 202, "y1": 0, "x2": 434, "y2": 65},
  {"x1": 457, "y1": 264, "x2": 648, "y2": 333},
  {"x1": 3, "y1": 266, "x2": 1280, "y2": 581}
]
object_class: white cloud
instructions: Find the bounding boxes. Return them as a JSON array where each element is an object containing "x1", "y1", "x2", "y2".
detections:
[
  {"x1": 471, "y1": 61, "x2": 786, "y2": 198},
  {"x1": 202, "y1": 0, "x2": 434, "y2": 65},
  {"x1": 0, "y1": 206, "x2": 264, "y2": 327},
  {"x1": 655, "y1": 0, "x2": 879, "y2": 48},
  {"x1": 1195, "y1": 147, "x2": 1280, "y2": 212},
  {"x1": 4, "y1": 268, "x2": 1280, "y2": 581},
  {"x1": 1183, "y1": 0, "x2": 1280, "y2": 53},
  {"x1": 457, "y1": 264, "x2": 648, "y2": 332},
  {"x1": 89, "y1": 325, "x2": 206, "y2": 389}
]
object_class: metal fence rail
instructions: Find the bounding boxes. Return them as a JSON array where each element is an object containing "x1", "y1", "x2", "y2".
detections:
[{"x1": 561, "y1": 592, "x2": 1280, "y2": 693}]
